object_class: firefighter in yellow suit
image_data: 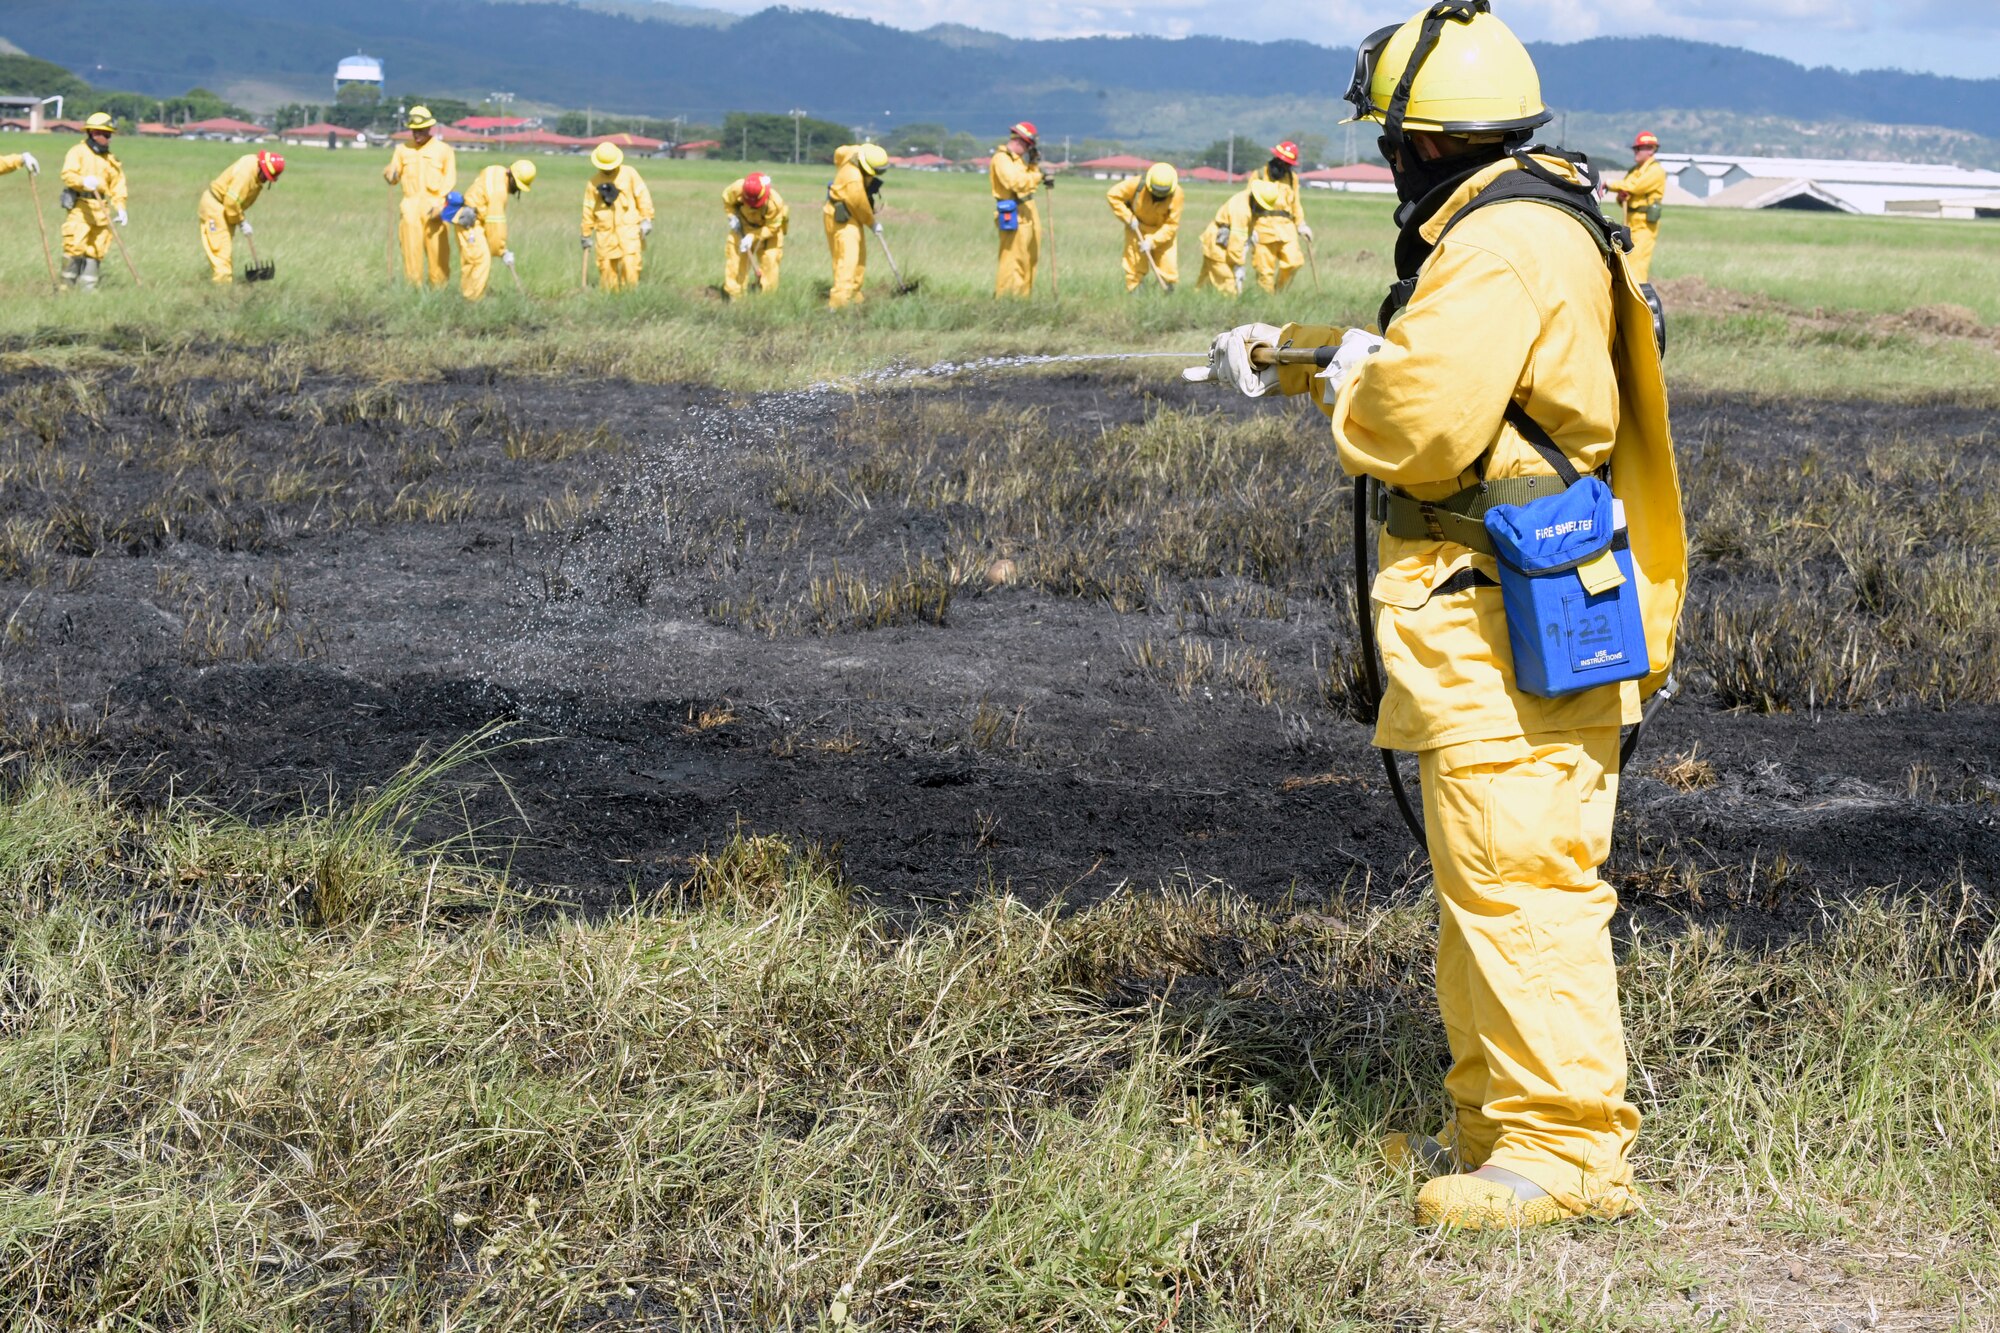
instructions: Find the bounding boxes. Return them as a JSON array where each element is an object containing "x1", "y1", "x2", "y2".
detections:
[
  {"x1": 450, "y1": 158, "x2": 534, "y2": 301},
  {"x1": 1608, "y1": 130, "x2": 1665, "y2": 283},
  {"x1": 990, "y1": 120, "x2": 1048, "y2": 298},
  {"x1": 198, "y1": 150, "x2": 284, "y2": 283},
  {"x1": 384, "y1": 106, "x2": 456, "y2": 286},
  {"x1": 1206, "y1": 0, "x2": 1686, "y2": 1232},
  {"x1": 823, "y1": 144, "x2": 885, "y2": 309},
  {"x1": 1247, "y1": 140, "x2": 1311, "y2": 293},
  {"x1": 1106, "y1": 162, "x2": 1183, "y2": 291},
  {"x1": 722, "y1": 172, "x2": 788, "y2": 297},
  {"x1": 581, "y1": 141, "x2": 654, "y2": 291},
  {"x1": 1195, "y1": 185, "x2": 1259, "y2": 295},
  {"x1": 59, "y1": 114, "x2": 126, "y2": 290}
]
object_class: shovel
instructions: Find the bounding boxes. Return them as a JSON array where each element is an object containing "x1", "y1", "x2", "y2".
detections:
[
  {"x1": 872, "y1": 223, "x2": 920, "y2": 296},
  {"x1": 242, "y1": 230, "x2": 275, "y2": 283}
]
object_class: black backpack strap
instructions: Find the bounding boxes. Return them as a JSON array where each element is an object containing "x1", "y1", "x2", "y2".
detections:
[{"x1": 1503, "y1": 402, "x2": 1581, "y2": 486}]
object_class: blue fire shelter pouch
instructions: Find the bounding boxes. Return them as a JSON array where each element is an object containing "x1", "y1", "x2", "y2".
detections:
[
  {"x1": 1483, "y1": 473, "x2": 1649, "y2": 698},
  {"x1": 995, "y1": 198, "x2": 1020, "y2": 232},
  {"x1": 439, "y1": 191, "x2": 471, "y2": 226}
]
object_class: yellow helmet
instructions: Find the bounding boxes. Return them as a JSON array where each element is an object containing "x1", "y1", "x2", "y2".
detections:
[
  {"x1": 1249, "y1": 179, "x2": 1287, "y2": 212},
  {"x1": 83, "y1": 111, "x2": 117, "y2": 133},
  {"x1": 591, "y1": 141, "x2": 624, "y2": 172},
  {"x1": 406, "y1": 105, "x2": 437, "y2": 131},
  {"x1": 1344, "y1": 1, "x2": 1549, "y2": 142},
  {"x1": 509, "y1": 158, "x2": 537, "y2": 191},
  {"x1": 1144, "y1": 162, "x2": 1178, "y2": 197},
  {"x1": 856, "y1": 143, "x2": 890, "y2": 177}
]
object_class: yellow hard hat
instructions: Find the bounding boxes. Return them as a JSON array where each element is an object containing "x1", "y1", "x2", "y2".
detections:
[
  {"x1": 1144, "y1": 162, "x2": 1179, "y2": 196},
  {"x1": 1344, "y1": 1, "x2": 1549, "y2": 141},
  {"x1": 1249, "y1": 179, "x2": 1287, "y2": 211},
  {"x1": 406, "y1": 105, "x2": 437, "y2": 131},
  {"x1": 508, "y1": 158, "x2": 537, "y2": 191},
  {"x1": 591, "y1": 141, "x2": 624, "y2": 172},
  {"x1": 83, "y1": 112, "x2": 117, "y2": 133},
  {"x1": 856, "y1": 143, "x2": 890, "y2": 177}
]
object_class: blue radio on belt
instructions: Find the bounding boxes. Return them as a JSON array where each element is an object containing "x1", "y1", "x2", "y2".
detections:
[
  {"x1": 1483, "y1": 476, "x2": 1649, "y2": 698},
  {"x1": 995, "y1": 199, "x2": 1019, "y2": 232}
]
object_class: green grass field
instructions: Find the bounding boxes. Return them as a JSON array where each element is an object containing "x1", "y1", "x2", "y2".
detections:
[{"x1": 2, "y1": 135, "x2": 1998, "y2": 397}]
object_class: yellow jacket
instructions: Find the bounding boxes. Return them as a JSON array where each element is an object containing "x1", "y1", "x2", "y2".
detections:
[
  {"x1": 581, "y1": 163, "x2": 654, "y2": 238},
  {"x1": 1206, "y1": 190, "x2": 1253, "y2": 262},
  {"x1": 990, "y1": 147, "x2": 1041, "y2": 205},
  {"x1": 462, "y1": 163, "x2": 515, "y2": 253},
  {"x1": 205, "y1": 155, "x2": 266, "y2": 227},
  {"x1": 61, "y1": 140, "x2": 126, "y2": 209},
  {"x1": 1615, "y1": 158, "x2": 1666, "y2": 221},
  {"x1": 384, "y1": 136, "x2": 455, "y2": 206},
  {"x1": 824, "y1": 146, "x2": 876, "y2": 229},
  {"x1": 1105, "y1": 176, "x2": 1182, "y2": 245},
  {"x1": 723, "y1": 179, "x2": 789, "y2": 241},
  {"x1": 1249, "y1": 163, "x2": 1304, "y2": 231},
  {"x1": 1279, "y1": 154, "x2": 1684, "y2": 749}
]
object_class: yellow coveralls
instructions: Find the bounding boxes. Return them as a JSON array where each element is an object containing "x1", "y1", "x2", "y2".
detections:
[
  {"x1": 722, "y1": 179, "x2": 788, "y2": 297},
  {"x1": 454, "y1": 164, "x2": 516, "y2": 301},
  {"x1": 582, "y1": 163, "x2": 653, "y2": 291},
  {"x1": 823, "y1": 147, "x2": 875, "y2": 309},
  {"x1": 1614, "y1": 158, "x2": 1666, "y2": 282},
  {"x1": 197, "y1": 155, "x2": 267, "y2": 283},
  {"x1": 1274, "y1": 154, "x2": 1686, "y2": 1220},
  {"x1": 384, "y1": 136, "x2": 456, "y2": 286},
  {"x1": 60, "y1": 140, "x2": 125, "y2": 264},
  {"x1": 989, "y1": 146, "x2": 1043, "y2": 298},
  {"x1": 1106, "y1": 176, "x2": 1182, "y2": 291},
  {"x1": 1196, "y1": 190, "x2": 1254, "y2": 295},
  {"x1": 1248, "y1": 163, "x2": 1306, "y2": 293}
]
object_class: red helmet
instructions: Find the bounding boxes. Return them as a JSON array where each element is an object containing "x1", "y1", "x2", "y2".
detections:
[
  {"x1": 1632, "y1": 131, "x2": 1659, "y2": 150},
  {"x1": 741, "y1": 172, "x2": 771, "y2": 207},
  {"x1": 1271, "y1": 141, "x2": 1300, "y2": 166},
  {"x1": 1010, "y1": 121, "x2": 1038, "y2": 144},
  {"x1": 256, "y1": 150, "x2": 286, "y2": 183}
]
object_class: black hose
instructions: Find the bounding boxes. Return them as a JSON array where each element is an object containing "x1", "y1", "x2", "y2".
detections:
[{"x1": 1353, "y1": 474, "x2": 1428, "y2": 852}]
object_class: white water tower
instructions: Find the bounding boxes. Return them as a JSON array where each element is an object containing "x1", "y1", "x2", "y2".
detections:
[{"x1": 335, "y1": 53, "x2": 384, "y2": 100}]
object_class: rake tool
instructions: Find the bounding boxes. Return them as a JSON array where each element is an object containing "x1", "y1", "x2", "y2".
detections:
[
  {"x1": 1043, "y1": 179, "x2": 1060, "y2": 302},
  {"x1": 110, "y1": 220, "x2": 143, "y2": 288},
  {"x1": 26, "y1": 171, "x2": 59, "y2": 292},
  {"x1": 1131, "y1": 221, "x2": 1170, "y2": 293},
  {"x1": 872, "y1": 223, "x2": 920, "y2": 296},
  {"x1": 241, "y1": 229, "x2": 275, "y2": 283}
]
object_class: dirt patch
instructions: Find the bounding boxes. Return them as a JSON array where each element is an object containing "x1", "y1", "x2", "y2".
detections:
[
  {"x1": 1657, "y1": 276, "x2": 2000, "y2": 351},
  {"x1": 2, "y1": 367, "x2": 1995, "y2": 938}
]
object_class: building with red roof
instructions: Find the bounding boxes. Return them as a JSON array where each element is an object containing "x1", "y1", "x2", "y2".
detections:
[
  {"x1": 889, "y1": 152, "x2": 954, "y2": 169},
  {"x1": 178, "y1": 117, "x2": 273, "y2": 140},
  {"x1": 279, "y1": 122, "x2": 362, "y2": 146},
  {"x1": 1301, "y1": 163, "x2": 1395, "y2": 193},
  {"x1": 491, "y1": 129, "x2": 592, "y2": 151},
  {"x1": 454, "y1": 116, "x2": 533, "y2": 134},
  {"x1": 1184, "y1": 166, "x2": 1243, "y2": 184},
  {"x1": 136, "y1": 121, "x2": 179, "y2": 137},
  {"x1": 1076, "y1": 153, "x2": 1155, "y2": 177},
  {"x1": 595, "y1": 132, "x2": 665, "y2": 152},
  {"x1": 669, "y1": 139, "x2": 722, "y2": 159}
]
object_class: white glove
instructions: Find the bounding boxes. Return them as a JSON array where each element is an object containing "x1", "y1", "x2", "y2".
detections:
[
  {"x1": 20, "y1": 152, "x2": 37, "y2": 175},
  {"x1": 1314, "y1": 328, "x2": 1386, "y2": 397},
  {"x1": 501, "y1": 250, "x2": 514, "y2": 267},
  {"x1": 639, "y1": 219, "x2": 652, "y2": 237},
  {"x1": 727, "y1": 215, "x2": 743, "y2": 234},
  {"x1": 872, "y1": 223, "x2": 884, "y2": 237},
  {"x1": 238, "y1": 220, "x2": 253, "y2": 236},
  {"x1": 114, "y1": 207, "x2": 127, "y2": 227},
  {"x1": 1232, "y1": 266, "x2": 1246, "y2": 288},
  {"x1": 581, "y1": 235, "x2": 594, "y2": 250},
  {"x1": 454, "y1": 211, "x2": 475, "y2": 228},
  {"x1": 1137, "y1": 235, "x2": 1153, "y2": 255},
  {"x1": 83, "y1": 174, "x2": 101, "y2": 192},
  {"x1": 1298, "y1": 223, "x2": 1315, "y2": 242},
  {"x1": 1208, "y1": 323, "x2": 1284, "y2": 398},
  {"x1": 738, "y1": 235, "x2": 754, "y2": 254}
]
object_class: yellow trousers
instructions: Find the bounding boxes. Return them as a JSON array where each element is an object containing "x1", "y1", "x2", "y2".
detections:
[
  {"x1": 61, "y1": 200, "x2": 113, "y2": 261},
  {"x1": 1251, "y1": 228, "x2": 1303, "y2": 293},
  {"x1": 457, "y1": 222, "x2": 492, "y2": 301},
  {"x1": 994, "y1": 201, "x2": 1039, "y2": 298},
  {"x1": 1121, "y1": 234, "x2": 1177, "y2": 291},
  {"x1": 824, "y1": 214, "x2": 866, "y2": 308},
  {"x1": 198, "y1": 195, "x2": 235, "y2": 283},
  {"x1": 399, "y1": 199, "x2": 450, "y2": 286},
  {"x1": 1626, "y1": 222, "x2": 1658, "y2": 282},
  {"x1": 1418, "y1": 726, "x2": 1639, "y2": 1217},
  {"x1": 724, "y1": 236, "x2": 782, "y2": 297}
]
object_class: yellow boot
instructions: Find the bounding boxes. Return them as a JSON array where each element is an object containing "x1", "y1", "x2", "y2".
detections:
[
  {"x1": 1380, "y1": 1126, "x2": 1469, "y2": 1178},
  {"x1": 1415, "y1": 1166, "x2": 1575, "y2": 1231}
]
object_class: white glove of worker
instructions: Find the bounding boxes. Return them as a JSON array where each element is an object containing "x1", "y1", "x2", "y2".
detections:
[
  {"x1": 501, "y1": 249, "x2": 514, "y2": 267},
  {"x1": 1208, "y1": 323, "x2": 1285, "y2": 398},
  {"x1": 238, "y1": 220, "x2": 253, "y2": 236},
  {"x1": 738, "y1": 235, "x2": 754, "y2": 254},
  {"x1": 113, "y1": 207, "x2": 127, "y2": 227},
  {"x1": 1298, "y1": 223, "x2": 1314, "y2": 242},
  {"x1": 1137, "y1": 235, "x2": 1153, "y2": 255},
  {"x1": 83, "y1": 174, "x2": 101, "y2": 192},
  {"x1": 454, "y1": 211, "x2": 475, "y2": 228},
  {"x1": 727, "y1": 215, "x2": 743, "y2": 234},
  {"x1": 20, "y1": 152, "x2": 37, "y2": 174},
  {"x1": 1314, "y1": 328, "x2": 1387, "y2": 397},
  {"x1": 581, "y1": 235, "x2": 594, "y2": 250},
  {"x1": 872, "y1": 223, "x2": 883, "y2": 238},
  {"x1": 1232, "y1": 266, "x2": 1246, "y2": 289},
  {"x1": 639, "y1": 219, "x2": 652, "y2": 237}
]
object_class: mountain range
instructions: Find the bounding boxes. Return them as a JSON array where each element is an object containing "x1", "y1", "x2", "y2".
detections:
[{"x1": 5, "y1": 0, "x2": 1998, "y2": 163}]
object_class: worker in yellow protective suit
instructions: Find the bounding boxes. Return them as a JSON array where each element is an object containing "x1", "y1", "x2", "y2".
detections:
[
  {"x1": 59, "y1": 114, "x2": 127, "y2": 291},
  {"x1": 1608, "y1": 130, "x2": 1665, "y2": 284},
  {"x1": 383, "y1": 106, "x2": 456, "y2": 286},
  {"x1": 198, "y1": 150, "x2": 284, "y2": 283},
  {"x1": 990, "y1": 120, "x2": 1049, "y2": 298},
  {"x1": 823, "y1": 144, "x2": 886, "y2": 309},
  {"x1": 581, "y1": 141, "x2": 654, "y2": 291},
  {"x1": 722, "y1": 172, "x2": 788, "y2": 297},
  {"x1": 1206, "y1": 0, "x2": 1685, "y2": 1233},
  {"x1": 1106, "y1": 162, "x2": 1183, "y2": 292},
  {"x1": 1195, "y1": 186, "x2": 1258, "y2": 295},
  {"x1": 0, "y1": 150, "x2": 40, "y2": 180},
  {"x1": 1247, "y1": 140, "x2": 1311, "y2": 293},
  {"x1": 449, "y1": 158, "x2": 534, "y2": 301}
]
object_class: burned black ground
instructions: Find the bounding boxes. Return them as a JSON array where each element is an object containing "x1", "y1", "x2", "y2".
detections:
[{"x1": 2, "y1": 365, "x2": 1994, "y2": 939}]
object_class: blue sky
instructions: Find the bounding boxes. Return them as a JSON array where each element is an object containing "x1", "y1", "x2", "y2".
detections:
[{"x1": 684, "y1": 0, "x2": 2000, "y2": 79}]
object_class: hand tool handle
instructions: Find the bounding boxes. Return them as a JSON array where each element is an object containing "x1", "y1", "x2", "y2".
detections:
[{"x1": 1250, "y1": 344, "x2": 1338, "y2": 369}]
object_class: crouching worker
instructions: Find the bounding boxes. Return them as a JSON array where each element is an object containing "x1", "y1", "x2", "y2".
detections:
[
  {"x1": 450, "y1": 157, "x2": 535, "y2": 301},
  {"x1": 581, "y1": 142, "x2": 653, "y2": 291},
  {"x1": 60, "y1": 113, "x2": 127, "y2": 291},
  {"x1": 1195, "y1": 182, "x2": 1274, "y2": 296},
  {"x1": 1204, "y1": 0, "x2": 1686, "y2": 1232},
  {"x1": 722, "y1": 172, "x2": 787, "y2": 297},
  {"x1": 1107, "y1": 162, "x2": 1182, "y2": 291},
  {"x1": 199, "y1": 150, "x2": 283, "y2": 283}
]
